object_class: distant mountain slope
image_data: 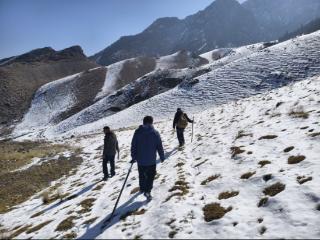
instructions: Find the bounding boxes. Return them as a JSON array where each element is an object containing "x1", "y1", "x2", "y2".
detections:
[
  {"x1": 0, "y1": 46, "x2": 98, "y2": 125},
  {"x1": 61, "y1": 31, "x2": 320, "y2": 136},
  {"x1": 243, "y1": 0, "x2": 320, "y2": 40},
  {"x1": 279, "y1": 17, "x2": 320, "y2": 42},
  {"x1": 91, "y1": 0, "x2": 263, "y2": 65},
  {"x1": 91, "y1": 0, "x2": 320, "y2": 66},
  {"x1": 13, "y1": 51, "x2": 207, "y2": 134}
]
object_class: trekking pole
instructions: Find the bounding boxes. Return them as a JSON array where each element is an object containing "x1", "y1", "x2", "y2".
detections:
[
  {"x1": 191, "y1": 116, "x2": 194, "y2": 143},
  {"x1": 101, "y1": 162, "x2": 134, "y2": 229}
]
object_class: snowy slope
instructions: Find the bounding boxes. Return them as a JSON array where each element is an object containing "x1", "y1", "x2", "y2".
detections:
[
  {"x1": 1, "y1": 75, "x2": 319, "y2": 239},
  {"x1": 50, "y1": 31, "x2": 320, "y2": 137}
]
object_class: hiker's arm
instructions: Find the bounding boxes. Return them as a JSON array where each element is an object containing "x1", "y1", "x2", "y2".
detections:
[
  {"x1": 185, "y1": 114, "x2": 193, "y2": 123},
  {"x1": 157, "y1": 133, "x2": 165, "y2": 162},
  {"x1": 131, "y1": 131, "x2": 138, "y2": 161}
]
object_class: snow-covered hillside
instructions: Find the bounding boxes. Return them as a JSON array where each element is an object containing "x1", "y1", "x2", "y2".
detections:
[
  {"x1": 47, "y1": 31, "x2": 320, "y2": 137},
  {"x1": 1, "y1": 75, "x2": 319, "y2": 239}
]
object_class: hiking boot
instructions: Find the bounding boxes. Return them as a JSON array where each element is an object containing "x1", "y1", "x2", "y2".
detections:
[
  {"x1": 103, "y1": 176, "x2": 109, "y2": 181},
  {"x1": 110, "y1": 173, "x2": 115, "y2": 178},
  {"x1": 144, "y1": 192, "x2": 152, "y2": 201}
]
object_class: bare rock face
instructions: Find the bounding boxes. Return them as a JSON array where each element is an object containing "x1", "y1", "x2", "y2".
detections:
[{"x1": 0, "y1": 46, "x2": 98, "y2": 124}]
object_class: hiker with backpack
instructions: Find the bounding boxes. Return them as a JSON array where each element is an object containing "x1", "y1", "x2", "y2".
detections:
[
  {"x1": 173, "y1": 108, "x2": 194, "y2": 147},
  {"x1": 130, "y1": 116, "x2": 165, "y2": 201},
  {"x1": 102, "y1": 126, "x2": 120, "y2": 181}
]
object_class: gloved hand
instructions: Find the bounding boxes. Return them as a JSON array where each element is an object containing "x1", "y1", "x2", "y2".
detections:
[{"x1": 130, "y1": 159, "x2": 136, "y2": 164}]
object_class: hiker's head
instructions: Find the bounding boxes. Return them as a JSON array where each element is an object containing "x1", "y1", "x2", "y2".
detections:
[
  {"x1": 103, "y1": 126, "x2": 110, "y2": 134},
  {"x1": 177, "y1": 108, "x2": 182, "y2": 112},
  {"x1": 143, "y1": 116, "x2": 153, "y2": 125}
]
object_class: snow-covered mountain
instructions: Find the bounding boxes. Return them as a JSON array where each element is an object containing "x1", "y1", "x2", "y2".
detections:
[
  {"x1": 1, "y1": 73, "x2": 319, "y2": 239},
  {"x1": 91, "y1": 0, "x2": 320, "y2": 66},
  {"x1": 42, "y1": 31, "x2": 320, "y2": 137}
]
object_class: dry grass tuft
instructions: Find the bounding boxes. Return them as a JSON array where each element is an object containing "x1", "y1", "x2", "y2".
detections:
[
  {"x1": 203, "y1": 203, "x2": 232, "y2": 222},
  {"x1": 26, "y1": 220, "x2": 53, "y2": 234},
  {"x1": 258, "y1": 160, "x2": 271, "y2": 168},
  {"x1": 218, "y1": 191, "x2": 239, "y2": 200},
  {"x1": 297, "y1": 176, "x2": 312, "y2": 185},
  {"x1": 259, "y1": 135, "x2": 278, "y2": 140},
  {"x1": 230, "y1": 146, "x2": 245, "y2": 158},
  {"x1": 55, "y1": 216, "x2": 77, "y2": 232},
  {"x1": 82, "y1": 217, "x2": 98, "y2": 226},
  {"x1": 257, "y1": 197, "x2": 269, "y2": 207},
  {"x1": 240, "y1": 171, "x2": 256, "y2": 179},
  {"x1": 263, "y1": 182, "x2": 285, "y2": 196},
  {"x1": 120, "y1": 208, "x2": 147, "y2": 220},
  {"x1": 201, "y1": 174, "x2": 220, "y2": 185},
  {"x1": 283, "y1": 146, "x2": 294, "y2": 152},
  {"x1": 130, "y1": 187, "x2": 140, "y2": 195},
  {"x1": 289, "y1": 110, "x2": 309, "y2": 119},
  {"x1": 288, "y1": 155, "x2": 306, "y2": 164},
  {"x1": 77, "y1": 198, "x2": 96, "y2": 214}
]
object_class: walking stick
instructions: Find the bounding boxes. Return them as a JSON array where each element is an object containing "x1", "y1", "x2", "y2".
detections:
[
  {"x1": 101, "y1": 162, "x2": 134, "y2": 230},
  {"x1": 191, "y1": 116, "x2": 194, "y2": 143}
]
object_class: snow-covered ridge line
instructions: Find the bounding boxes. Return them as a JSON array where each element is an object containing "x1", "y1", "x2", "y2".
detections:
[{"x1": 50, "y1": 30, "x2": 320, "y2": 137}]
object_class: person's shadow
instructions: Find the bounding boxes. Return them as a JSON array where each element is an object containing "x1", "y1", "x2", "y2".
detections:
[{"x1": 79, "y1": 192, "x2": 147, "y2": 239}]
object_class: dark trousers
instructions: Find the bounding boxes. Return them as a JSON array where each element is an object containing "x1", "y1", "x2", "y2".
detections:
[
  {"x1": 103, "y1": 155, "x2": 115, "y2": 177},
  {"x1": 138, "y1": 164, "x2": 156, "y2": 193},
  {"x1": 176, "y1": 127, "x2": 185, "y2": 146}
]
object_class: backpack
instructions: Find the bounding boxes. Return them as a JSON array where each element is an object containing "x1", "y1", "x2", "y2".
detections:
[{"x1": 177, "y1": 113, "x2": 188, "y2": 129}]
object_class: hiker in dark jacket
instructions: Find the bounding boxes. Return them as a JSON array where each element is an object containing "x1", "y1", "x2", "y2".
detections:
[
  {"x1": 173, "y1": 108, "x2": 193, "y2": 147},
  {"x1": 130, "y1": 116, "x2": 165, "y2": 201},
  {"x1": 103, "y1": 126, "x2": 119, "y2": 180}
]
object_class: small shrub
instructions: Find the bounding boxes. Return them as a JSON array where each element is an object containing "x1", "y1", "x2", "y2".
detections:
[
  {"x1": 258, "y1": 160, "x2": 271, "y2": 167},
  {"x1": 259, "y1": 135, "x2": 278, "y2": 140},
  {"x1": 230, "y1": 147, "x2": 245, "y2": 158},
  {"x1": 259, "y1": 226, "x2": 267, "y2": 235},
  {"x1": 218, "y1": 191, "x2": 239, "y2": 200},
  {"x1": 288, "y1": 155, "x2": 306, "y2": 164},
  {"x1": 257, "y1": 197, "x2": 269, "y2": 207},
  {"x1": 203, "y1": 203, "x2": 232, "y2": 222},
  {"x1": 263, "y1": 182, "x2": 285, "y2": 196},
  {"x1": 283, "y1": 146, "x2": 294, "y2": 152},
  {"x1": 240, "y1": 171, "x2": 256, "y2": 179},
  {"x1": 201, "y1": 174, "x2": 220, "y2": 185},
  {"x1": 289, "y1": 110, "x2": 309, "y2": 119},
  {"x1": 169, "y1": 231, "x2": 177, "y2": 238}
]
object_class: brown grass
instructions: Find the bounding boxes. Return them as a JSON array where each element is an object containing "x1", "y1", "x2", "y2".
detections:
[
  {"x1": 63, "y1": 231, "x2": 77, "y2": 239},
  {"x1": 284, "y1": 146, "x2": 294, "y2": 152},
  {"x1": 169, "y1": 231, "x2": 177, "y2": 238},
  {"x1": 30, "y1": 210, "x2": 45, "y2": 218},
  {"x1": 0, "y1": 153, "x2": 82, "y2": 213},
  {"x1": 235, "y1": 130, "x2": 253, "y2": 140},
  {"x1": 26, "y1": 220, "x2": 53, "y2": 234},
  {"x1": 55, "y1": 216, "x2": 77, "y2": 232},
  {"x1": 288, "y1": 155, "x2": 306, "y2": 164},
  {"x1": 289, "y1": 110, "x2": 309, "y2": 119},
  {"x1": 240, "y1": 171, "x2": 256, "y2": 179},
  {"x1": 0, "y1": 140, "x2": 68, "y2": 175},
  {"x1": 203, "y1": 203, "x2": 232, "y2": 222},
  {"x1": 218, "y1": 191, "x2": 239, "y2": 200},
  {"x1": 309, "y1": 132, "x2": 320, "y2": 137},
  {"x1": 297, "y1": 176, "x2": 313, "y2": 185},
  {"x1": 259, "y1": 135, "x2": 278, "y2": 140},
  {"x1": 8, "y1": 225, "x2": 32, "y2": 239},
  {"x1": 175, "y1": 162, "x2": 185, "y2": 168},
  {"x1": 230, "y1": 146, "x2": 245, "y2": 158},
  {"x1": 257, "y1": 197, "x2": 269, "y2": 207},
  {"x1": 263, "y1": 182, "x2": 285, "y2": 196},
  {"x1": 77, "y1": 198, "x2": 96, "y2": 214},
  {"x1": 258, "y1": 160, "x2": 271, "y2": 168},
  {"x1": 201, "y1": 174, "x2": 220, "y2": 185}
]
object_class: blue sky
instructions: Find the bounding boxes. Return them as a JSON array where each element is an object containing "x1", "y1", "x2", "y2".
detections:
[{"x1": 0, "y1": 0, "x2": 243, "y2": 59}]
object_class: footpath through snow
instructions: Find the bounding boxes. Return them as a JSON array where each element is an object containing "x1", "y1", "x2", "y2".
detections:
[{"x1": 1, "y1": 76, "x2": 320, "y2": 239}]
